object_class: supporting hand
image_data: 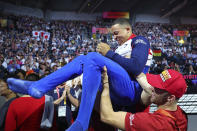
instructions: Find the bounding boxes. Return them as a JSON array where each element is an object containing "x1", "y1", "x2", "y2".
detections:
[{"x1": 102, "y1": 66, "x2": 109, "y2": 88}]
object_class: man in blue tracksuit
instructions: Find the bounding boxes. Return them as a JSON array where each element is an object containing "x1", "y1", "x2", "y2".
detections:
[{"x1": 7, "y1": 18, "x2": 152, "y2": 131}]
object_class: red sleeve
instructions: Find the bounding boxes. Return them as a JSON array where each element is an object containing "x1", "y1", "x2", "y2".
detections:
[
  {"x1": 125, "y1": 112, "x2": 172, "y2": 131},
  {"x1": 5, "y1": 102, "x2": 17, "y2": 131},
  {"x1": 125, "y1": 112, "x2": 133, "y2": 131}
]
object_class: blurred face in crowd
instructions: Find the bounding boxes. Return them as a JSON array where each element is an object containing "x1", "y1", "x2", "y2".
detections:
[
  {"x1": 0, "y1": 80, "x2": 9, "y2": 96},
  {"x1": 73, "y1": 76, "x2": 81, "y2": 86},
  {"x1": 52, "y1": 65, "x2": 58, "y2": 71},
  {"x1": 17, "y1": 72, "x2": 25, "y2": 80},
  {"x1": 111, "y1": 24, "x2": 132, "y2": 45}
]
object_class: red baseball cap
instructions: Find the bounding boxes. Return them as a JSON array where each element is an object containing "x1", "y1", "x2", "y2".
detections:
[{"x1": 146, "y1": 69, "x2": 187, "y2": 98}]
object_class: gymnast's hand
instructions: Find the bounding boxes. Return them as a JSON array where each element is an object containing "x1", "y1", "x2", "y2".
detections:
[{"x1": 96, "y1": 42, "x2": 110, "y2": 56}]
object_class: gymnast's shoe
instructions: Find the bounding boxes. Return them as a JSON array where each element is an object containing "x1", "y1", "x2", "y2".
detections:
[
  {"x1": 7, "y1": 78, "x2": 44, "y2": 98},
  {"x1": 7, "y1": 78, "x2": 33, "y2": 95}
]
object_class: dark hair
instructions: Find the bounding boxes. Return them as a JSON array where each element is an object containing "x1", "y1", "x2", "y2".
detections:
[
  {"x1": 15, "y1": 69, "x2": 26, "y2": 77},
  {"x1": 0, "y1": 67, "x2": 9, "y2": 81},
  {"x1": 112, "y1": 18, "x2": 131, "y2": 28},
  {"x1": 25, "y1": 73, "x2": 40, "y2": 81}
]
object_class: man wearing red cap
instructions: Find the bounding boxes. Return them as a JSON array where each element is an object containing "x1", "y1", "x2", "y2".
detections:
[{"x1": 100, "y1": 67, "x2": 188, "y2": 131}]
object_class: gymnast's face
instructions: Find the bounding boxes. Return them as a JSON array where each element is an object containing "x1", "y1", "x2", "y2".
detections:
[{"x1": 111, "y1": 24, "x2": 131, "y2": 45}]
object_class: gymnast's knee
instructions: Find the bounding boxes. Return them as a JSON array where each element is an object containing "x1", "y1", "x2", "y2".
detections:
[{"x1": 86, "y1": 52, "x2": 102, "y2": 61}]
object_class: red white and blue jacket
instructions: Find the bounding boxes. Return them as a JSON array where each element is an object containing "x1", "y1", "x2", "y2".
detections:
[{"x1": 106, "y1": 34, "x2": 153, "y2": 77}]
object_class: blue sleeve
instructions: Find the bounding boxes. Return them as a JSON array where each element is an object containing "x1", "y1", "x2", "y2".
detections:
[{"x1": 106, "y1": 36, "x2": 150, "y2": 76}]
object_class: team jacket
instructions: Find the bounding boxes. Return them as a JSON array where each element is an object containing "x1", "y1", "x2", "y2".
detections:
[
  {"x1": 106, "y1": 34, "x2": 152, "y2": 76},
  {"x1": 125, "y1": 106, "x2": 187, "y2": 131}
]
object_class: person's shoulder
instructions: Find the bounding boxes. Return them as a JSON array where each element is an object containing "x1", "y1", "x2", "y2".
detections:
[
  {"x1": 176, "y1": 106, "x2": 187, "y2": 118},
  {"x1": 9, "y1": 97, "x2": 26, "y2": 105},
  {"x1": 13, "y1": 96, "x2": 44, "y2": 102},
  {"x1": 135, "y1": 36, "x2": 147, "y2": 39},
  {"x1": 132, "y1": 36, "x2": 150, "y2": 45}
]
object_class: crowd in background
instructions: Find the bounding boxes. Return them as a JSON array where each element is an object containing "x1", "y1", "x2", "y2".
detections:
[{"x1": 0, "y1": 14, "x2": 196, "y2": 84}]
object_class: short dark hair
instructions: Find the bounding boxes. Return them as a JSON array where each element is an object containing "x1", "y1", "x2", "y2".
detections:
[
  {"x1": 15, "y1": 69, "x2": 26, "y2": 78},
  {"x1": 25, "y1": 73, "x2": 40, "y2": 81},
  {"x1": 112, "y1": 18, "x2": 131, "y2": 28}
]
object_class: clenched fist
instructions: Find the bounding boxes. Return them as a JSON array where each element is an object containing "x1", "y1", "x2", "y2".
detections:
[{"x1": 96, "y1": 42, "x2": 111, "y2": 56}]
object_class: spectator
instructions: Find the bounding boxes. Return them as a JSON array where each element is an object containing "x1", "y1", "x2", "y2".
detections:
[
  {"x1": 47, "y1": 83, "x2": 72, "y2": 131},
  {"x1": 0, "y1": 79, "x2": 16, "y2": 102},
  {"x1": 0, "y1": 79, "x2": 17, "y2": 131},
  {"x1": 66, "y1": 77, "x2": 82, "y2": 120},
  {"x1": 15, "y1": 69, "x2": 26, "y2": 80},
  {"x1": 5, "y1": 73, "x2": 57, "y2": 131},
  {"x1": 188, "y1": 64, "x2": 196, "y2": 75}
]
